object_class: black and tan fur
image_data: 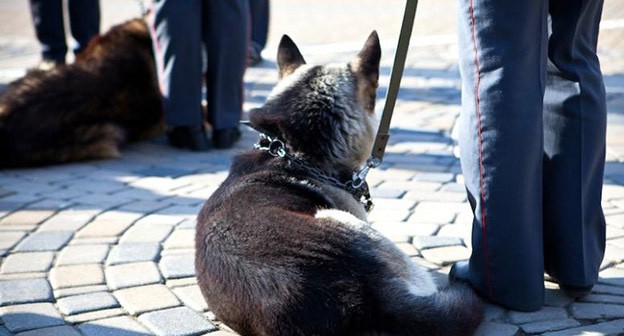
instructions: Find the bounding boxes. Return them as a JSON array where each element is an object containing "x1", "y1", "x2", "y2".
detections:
[
  {"x1": 195, "y1": 33, "x2": 483, "y2": 335},
  {"x1": 0, "y1": 18, "x2": 163, "y2": 168}
]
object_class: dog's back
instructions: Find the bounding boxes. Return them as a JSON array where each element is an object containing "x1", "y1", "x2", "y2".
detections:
[
  {"x1": 0, "y1": 19, "x2": 162, "y2": 168},
  {"x1": 195, "y1": 33, "x2": 483, "y2": 335}
]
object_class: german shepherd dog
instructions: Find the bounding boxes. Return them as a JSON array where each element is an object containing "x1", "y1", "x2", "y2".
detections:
[
  {"x1": 0, "y1": 18, "x2": 162, "y2": 168},
  {"x1": 195, "y1": 33, "x2": 483, "y2": 335}
]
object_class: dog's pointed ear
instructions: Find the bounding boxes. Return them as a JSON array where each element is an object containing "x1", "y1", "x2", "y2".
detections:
[
  {"x1": 249, "y1": 107, "x2": 282, "y2": 136},
  {"x1": 351, "y1": 31, "x2": 381, "y2": 83},
  {"x1": 277, "y1": 35, "x2": 306, "y2": 79}
]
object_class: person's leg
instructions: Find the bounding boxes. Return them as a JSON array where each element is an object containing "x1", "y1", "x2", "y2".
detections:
[
  {"x1": 543, "y1": 0, "x2": 607, "y2": 292},
  {"x1": 151, "y1": 0, "x2": 209, "y2": 150},
  {"x1": 203, "y1": 0, "x2": 249, "y2": 148},
  {"x1": 249, "y1": 0, "x2": 269, "y2": 58},
  {"x1": 67, "y1": 0, "x2": 100, "y2": 55},
  {"x1": 29, "y1": 0, "x2": 67, "y2": 63},
  {"x1": 453, "y1": 0, "x2": 549, "y2": 311}
]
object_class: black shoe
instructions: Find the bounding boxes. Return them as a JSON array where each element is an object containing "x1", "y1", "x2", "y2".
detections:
[
  {"x1": 167, "y1": 126, "x2": 211, "y2": 151},
  {"x1": 212, "y1": 127, "x2": 241, "y2": 149},
  {"x1": 559, "y1": 284, "x2": 592, "y2": 299},
  {"x1": 248, "y1": 45, "x2": 263, "y2": 67},
  {"x1": 449, "y1": 261, "x2": 471, "y2": 284}
]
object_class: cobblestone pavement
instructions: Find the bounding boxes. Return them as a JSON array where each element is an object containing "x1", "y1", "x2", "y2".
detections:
[{"x1": 1, "y1": 0, "x2": 624, "y2": 335}]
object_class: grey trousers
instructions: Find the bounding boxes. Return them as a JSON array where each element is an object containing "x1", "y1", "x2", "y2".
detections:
[
  {"x1": 457, "y1": 0, "x2": 606, "y2": 311},
  {"x1": 151, "y1": 0, "x2": 249, "y2": 129}
]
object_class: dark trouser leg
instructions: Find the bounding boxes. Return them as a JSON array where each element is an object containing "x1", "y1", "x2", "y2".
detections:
[
  {"x1": 151, "y1": 0, "x2": 204, "y2": 127},
  {"x1": 543, "y1": 0, "x2": 606, "y2": 288},
  {"x1": 203, "y1": 0, "x2": 249, "y2": 130},
  {"x1": 29, "y1": 0, "x2": 67, "y2": 63},
  {"x1": 250, "y1": 0, "x2": 269, "y2": 52},
  {"x1": 67, "y1": 0, "x2": 100, "y2": 55},
  {"x1": 457, "y1": 0, "x2": 548, "y2": 311}
]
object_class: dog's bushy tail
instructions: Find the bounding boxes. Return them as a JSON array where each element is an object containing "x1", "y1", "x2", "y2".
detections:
[{"x1": 379, "y1": 283, "x2": 483, "y2": 336}]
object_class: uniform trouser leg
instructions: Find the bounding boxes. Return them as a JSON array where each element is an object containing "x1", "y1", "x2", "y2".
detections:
[
  {"x1": 543, "y1": 0, "x2": 606, "y2": 288},
  {"x1": 29, "y1": 0, "x2": 67, "y2": 63},
  {"x1": 67, "y1": 0, "x2": 100, "y2": 55},
  {"x1": 203, "y1": 0, "x2": 249, "y2": 130},
  {"x1": 250, "y1": 0, "x2": 270, "y2": 51},
  {"x1": 457, "y1": 0, "x2": 549, "y2": 311},
  {"x1": 151, "y1": 0, "x2": 204, "y2": 127}
]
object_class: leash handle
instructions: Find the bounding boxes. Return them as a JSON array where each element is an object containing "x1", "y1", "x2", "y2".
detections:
[{"x1": 371, "y1": 0, "x2": 419, "y2": 163}]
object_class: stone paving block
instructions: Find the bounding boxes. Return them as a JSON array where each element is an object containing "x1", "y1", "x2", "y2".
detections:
[
  {"x1": 412, "y1": 172, "x2": 455, "y2": 183},
  {"x1": 78, "y1": 316, "x2": 153, "y2": 336},
  {"x1": 176, "y1": 218, "x2": 196, "y2": 229},
  {"x1": 408, "y1": 201, "x2": 458, "y2": 224},
  {"x1": 378, "y1": 180, "x2": 442, "y2": 192},
  {"x1": 0, "y1": 303, "x2": 63, "y2": 332},
  {"x1": 0, "y1": 231, "x2": 26, "y2": 250},
  {"x1": 54, "y1": 285, "x2": 110, "y2": 299},
  {"x1": 369, "y1": 188, "x2": 406, "y2": 199},
  {"x1": 15, "y1": 325, "x2": 82, "y2": 336},
  {"x1": 570, "y1": 302, "x2": 624, "y2": 320},
  {"x1": 579, "y1": 293, "x2": 624, "y2": 305},
  {"x1": 159, "y1": 254, "x2": 196, "y2": 279},
  {"x1": 134, "y1": 167, "x2": 193, "y2": 178},
  {"x1": 0, "y1": 252, "x2": 54, "y2": 274},
  {"x1": 482, "y1": 303, "x2": 506, "y2": 321},
  {"x1": 165, "y1": 277, "x2": 198, "y2": 288},
  {"x1": 412, "y1": 235, "x2": 463, "y2": 250},
  {"x1": 403, "y1": 191, "x2": 467, "y2": 203},
  {"x1": 507, "y1": 306, "x2": 568, "y2": 324},
  {"x1": 114, "y1": 284, "x2": 180, "y2": 315},
  {"x1": 598, "y1": 266, "x2": 624, "y2": 287},
  {"x1": 474, "y1": 322, "x2": 519, "y2": 336},
  {"x1": 49, "y1": 264, "x2": 105, "y2": 289},
  {"x1": 0, "y1": 209, "x2": 56, "y2": 227},
  {"x1": 0, "y1": 278, "x2": 53, "y2": 306},
  {"x1": 57, "y1": 292, "x2": 120, "y2": 315},
  {"x1": 367, "y1": 208, "x2": 410, "y2": 223},
  {"x1": 14, "y1": 231, "x2": 72, "y2": 252},
  {"x1": 163, "y1": 229, "x2": 195, "y2": 250},
  {"x1": 106, "y1": 243, "x2": 161, "y2": 265},
  {"x1": 543, "y1": 319, "x2": 624, "y2": 336},
  {"x1": 370, "y1": 224, "x2": 413, "y2": 243},
  {"x1": 592, "y1": 283, "x2": 624, "y2": 296},
  {"x1": 71, "y1": 237, "x2": 119, "y2": 246},
  {"x1": 56, "y1": 244, "x2": 110, "y2": 266},
  {"x1": 420, "y1": 245, "x2": 470, "y2": 265},
  {"x1": 65, "y1": 308, "x2": 125, "y2": 324},
  {"x1": 76, "y1": 211, "x2": 143, "y2": 238},
  {"x1": 117, "y1": 200, "x2": 170, "y2": 214},
  {"x1": 436, "y1": 223, "x2": 471, "y2": 245},
  {"x1": 520, "y1": 319, "x2": 581, "y2": 335},
  {"x1": 106, "y1": 262, "x2": 162, "y2": 290},
  {"x1": 370, "y1": 198, "x2": 416, "y2": 211},
  {"x1": 119, "y1": 224, "x2": 173, "y2": 243},
  {"x1": 172, "y1": 285, "x2": 208, "y2": 312},
  {"x1": 138, "y1": 307, "x2": 216, "y2": 336},
  {"x1": 37, "y1": 207, "x2": 99, "y2": 232}
]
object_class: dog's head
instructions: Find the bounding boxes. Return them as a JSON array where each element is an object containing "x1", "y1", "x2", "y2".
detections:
[{"x1": 249, "y1": 32, "x2": 381, "y2": 171}]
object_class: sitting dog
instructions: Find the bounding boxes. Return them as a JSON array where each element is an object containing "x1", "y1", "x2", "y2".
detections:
[
  {"x1": 195, "y1": 33, "x2": 483, "y2": 335},
  {"x1": 0, "y1": 18, "x2": 163, "y2": 168}
]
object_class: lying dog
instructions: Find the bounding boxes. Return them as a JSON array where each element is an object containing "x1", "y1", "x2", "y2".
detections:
[
  {"x1": 0, "y1": 18, "x2": 163, "y2": 168},
  {"x1": 195, "y1": 33, "x2": 483, "y2": 335}
]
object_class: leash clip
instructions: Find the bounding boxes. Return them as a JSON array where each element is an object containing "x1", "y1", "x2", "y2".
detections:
[
  {"x1": 349, "y1": 157, "x2": 381, "y2": 190},
  {"x1": 255, "y1": 133, "x2": 287, "y2": 157}
]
